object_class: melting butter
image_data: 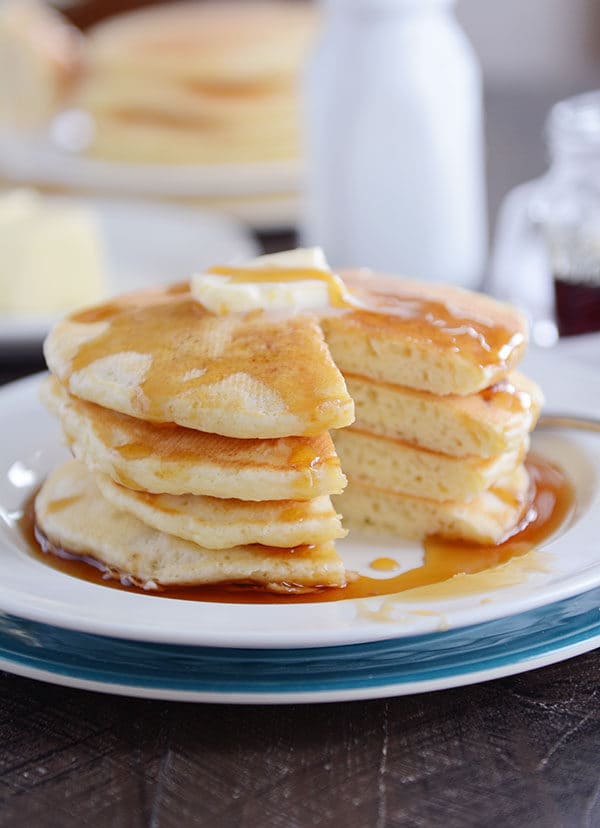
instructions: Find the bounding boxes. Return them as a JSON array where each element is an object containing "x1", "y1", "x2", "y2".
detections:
[{"x1": 190, "y1": 247, "x2": 360, "y2": 314}]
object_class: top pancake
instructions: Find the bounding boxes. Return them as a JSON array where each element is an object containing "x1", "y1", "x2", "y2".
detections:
[
  {"x1": 324, "y1": 271, "x2": 528, "y2": 395},
  {"x1": 85, "y1": 1, "x2": 316, "y2": 85},
  {"x1": 44, "y1": 283, "x2": 354, "y2": 439}
]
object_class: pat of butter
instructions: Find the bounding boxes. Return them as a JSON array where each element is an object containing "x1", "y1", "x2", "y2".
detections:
[
  {"x1": 191, "y1": 247, "x2": 353, "y2": 315},
  {"x1": 0, "y1": 189, "x2": 106, "y2": 315}
]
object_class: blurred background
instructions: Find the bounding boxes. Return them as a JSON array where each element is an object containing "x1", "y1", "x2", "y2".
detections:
[
  {"x1": 1, "y1": 0, "x2": 599, "y2": 365},
  {"x1": 43, "y1": 0, "x2": 600, "y2": 223}
]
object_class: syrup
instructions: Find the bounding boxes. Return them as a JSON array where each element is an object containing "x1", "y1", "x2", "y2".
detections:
[
  {"x1": 208, "y1": 264, "x2": 359, "y2": 309},
  {"x1": 67, "y1": 289, "x2": 351, "y2": 432},
  {"x1": 62, "y1": 276, "x2": 524, "y2": 440},
  {"x1": 21, "y1": 454, "x2": 573, "y2": 605},
  {"x1": 480, "y1": 379, "x2": 532, "y2": 414},
  {"x1": 338, "y1": 274, "x2": 525, "y2": 370},
  {"x1": 370, "y1": 557, "x2": 400, "y2": 572},
  {"x1": 554, "y1": 275, "x2": 600, "y2": 337}
]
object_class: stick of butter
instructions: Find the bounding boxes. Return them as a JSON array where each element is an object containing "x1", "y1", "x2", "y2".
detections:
[{"x1": 0, "y1": 189, "x2": 107, "y2": 316}]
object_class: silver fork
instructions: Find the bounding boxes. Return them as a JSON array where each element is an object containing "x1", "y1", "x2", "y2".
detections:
[{"x1": 536, "y1": 415, "x2": 600, "y2": 433}]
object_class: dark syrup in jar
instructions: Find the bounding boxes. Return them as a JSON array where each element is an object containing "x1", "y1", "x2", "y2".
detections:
[{"x1": 554, "y1": 273, "x2": 600, "y2": 336}]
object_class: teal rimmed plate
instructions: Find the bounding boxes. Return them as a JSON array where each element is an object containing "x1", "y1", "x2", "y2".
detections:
[{"x1": 0, "y1": 587, "x2": 599, "y2": 702}]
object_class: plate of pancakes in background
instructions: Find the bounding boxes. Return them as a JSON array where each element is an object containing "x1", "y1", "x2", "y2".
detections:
[
  {"x1": 0, "y1": 1, "x2": 315, "y2": 229},
  {"x1": 1, "y1": 258, "x2": 600, "y2": 703}
]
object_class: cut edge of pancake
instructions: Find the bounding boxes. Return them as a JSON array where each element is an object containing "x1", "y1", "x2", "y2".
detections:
[
  {"x1": 333, "y1": 427, "x2": 529, "y2": 503},
  {"x1": 344, "y1": 370, "x2": 543, "y2": 458},
  {"x1": 335, "y1": 465, "x2": 531, "y2": 546}
]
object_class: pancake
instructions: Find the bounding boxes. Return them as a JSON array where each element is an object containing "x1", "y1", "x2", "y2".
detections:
[
  {"x1": 78, "y1": 1, "x2": 313, "y2": 164},
  {"x1": 324, "y1": 271, "x2": 528, "y2": 395},
  {"x1": 85, "y1": 1, "x2": 316, "y2": 86},
  {"x1": 41, "y1": 377, "x2": 346, "y2": 500},
  {"x1": 35, "y1": 460, "x2": 346, "y2": 591},
  {"x1": 335, "y1": 465, "x2": 531, "y2": 545},
  {"x1": 85, "y1": 109, "x2": 298, "y2": 165},
  {"x1": 333, "y1": 428, "x2": 528, "y2": 502},
  {"x1": 79, "y1": 74, "x2": 299, "y2": 165},
  {"x1": 78, "y1": 73, "x2": 297, "y2": 122},
  {"x1": 346, "y1": 371, "x2": 543, "y2": 458},
  {"x1": 96, "y1": 474, "x2": 345, "y2": 550},
  {"x1": 43, "y1": 283, "x2": 354, "y2": 438}
]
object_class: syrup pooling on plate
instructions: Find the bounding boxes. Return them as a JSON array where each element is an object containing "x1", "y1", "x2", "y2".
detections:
[
  {"x1": 369, "y1": 557, "x2": 400, "y2": 572},
  {"x1": 23, "y1": 454, "x2": 574, "y2": 604}
]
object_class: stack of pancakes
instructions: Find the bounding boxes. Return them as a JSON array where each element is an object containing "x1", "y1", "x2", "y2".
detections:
[
  {"x1": 325, "y1": 272, "x2": 542, "y2": 543},
  {"x1": 37, "y1": 286, "x2": 355, "y2": 591},
  {"x1": 37, "y1": 269, "x2": 542, "y2": 592},
  {"x1": 0, "y1": 0, "x2": 82, "y2": 129},
  {"x1": 74, "y1": 1, "x2": 316, "y2": 165}
]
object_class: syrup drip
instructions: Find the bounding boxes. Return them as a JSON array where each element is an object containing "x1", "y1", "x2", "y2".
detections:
[
  {"x1": 114, "y1": 442, "x2": 152, "y2": 461},
  {"x1": 287, "y1": 444, "x2": 322, "y2": 469},
  {"x1": 53, "y1": 381, "x2": 337, "y2": 501},
  {"x1": 69, "y1": 390, "x2": 330, "y2": 472},
  {"x1": 480, "y1": 379, "x2": 532, "y2": 414},
  {"x1": 337, "y1": 280, "x2": 525, "y2": 369},
  {"x1": 21, "y1": 454, "x2": 573, "y2": 604}
]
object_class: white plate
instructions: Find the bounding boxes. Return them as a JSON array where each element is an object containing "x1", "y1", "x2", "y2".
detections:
[
  {"x1": 1, "y1": 590, "x2": 599, "y2": 702},
  {"x1": 0, "y1": 350, "x2": 599, "y2": 650},
  {"x1": 0, "y1": 127, "x2": 301, "y2": 198},
  {"x1": 0, "y1": 194, "x2": 258, "y2": 348},
  {"x1": 0, "y1": 128, "x2": 301, "y2": 230}
]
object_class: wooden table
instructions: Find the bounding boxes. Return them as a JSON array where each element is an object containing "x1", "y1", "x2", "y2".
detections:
[
  {"x1": 0, "y1": 654, "x2": 599, "y2": 827},
  {"x1": 2, "y1": 85, "x2": 600, "y2": 827}
]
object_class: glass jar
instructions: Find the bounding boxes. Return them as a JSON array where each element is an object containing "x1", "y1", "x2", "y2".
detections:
[
  {"x1": 301, "y1": 0, "x2": 487, "y2": 289},
  {"x1": 491, "y1": 91, "x2": 600, "y2": 342}
]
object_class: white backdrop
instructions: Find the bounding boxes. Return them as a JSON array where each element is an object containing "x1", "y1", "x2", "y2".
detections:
[{"x1": 458, "y1": 0, "x2": 600, "y2": 87}]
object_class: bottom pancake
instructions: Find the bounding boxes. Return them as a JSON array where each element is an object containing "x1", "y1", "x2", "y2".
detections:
[
  {"x1": 334, "y1": 465, "x2": 530, "y2": 545},
  {"x1": 35, "y1": 460, "x2": 346, "y2": 591}
]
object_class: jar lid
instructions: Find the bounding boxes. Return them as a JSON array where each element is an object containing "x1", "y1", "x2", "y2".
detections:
[{"x1": 547, "y1": 91, "x2": 600, "y2": 156}]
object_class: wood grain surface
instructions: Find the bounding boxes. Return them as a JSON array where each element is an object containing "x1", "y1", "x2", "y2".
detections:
[{"x1": 0, "y1": 653, "x2": 599, "y2": 828}]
